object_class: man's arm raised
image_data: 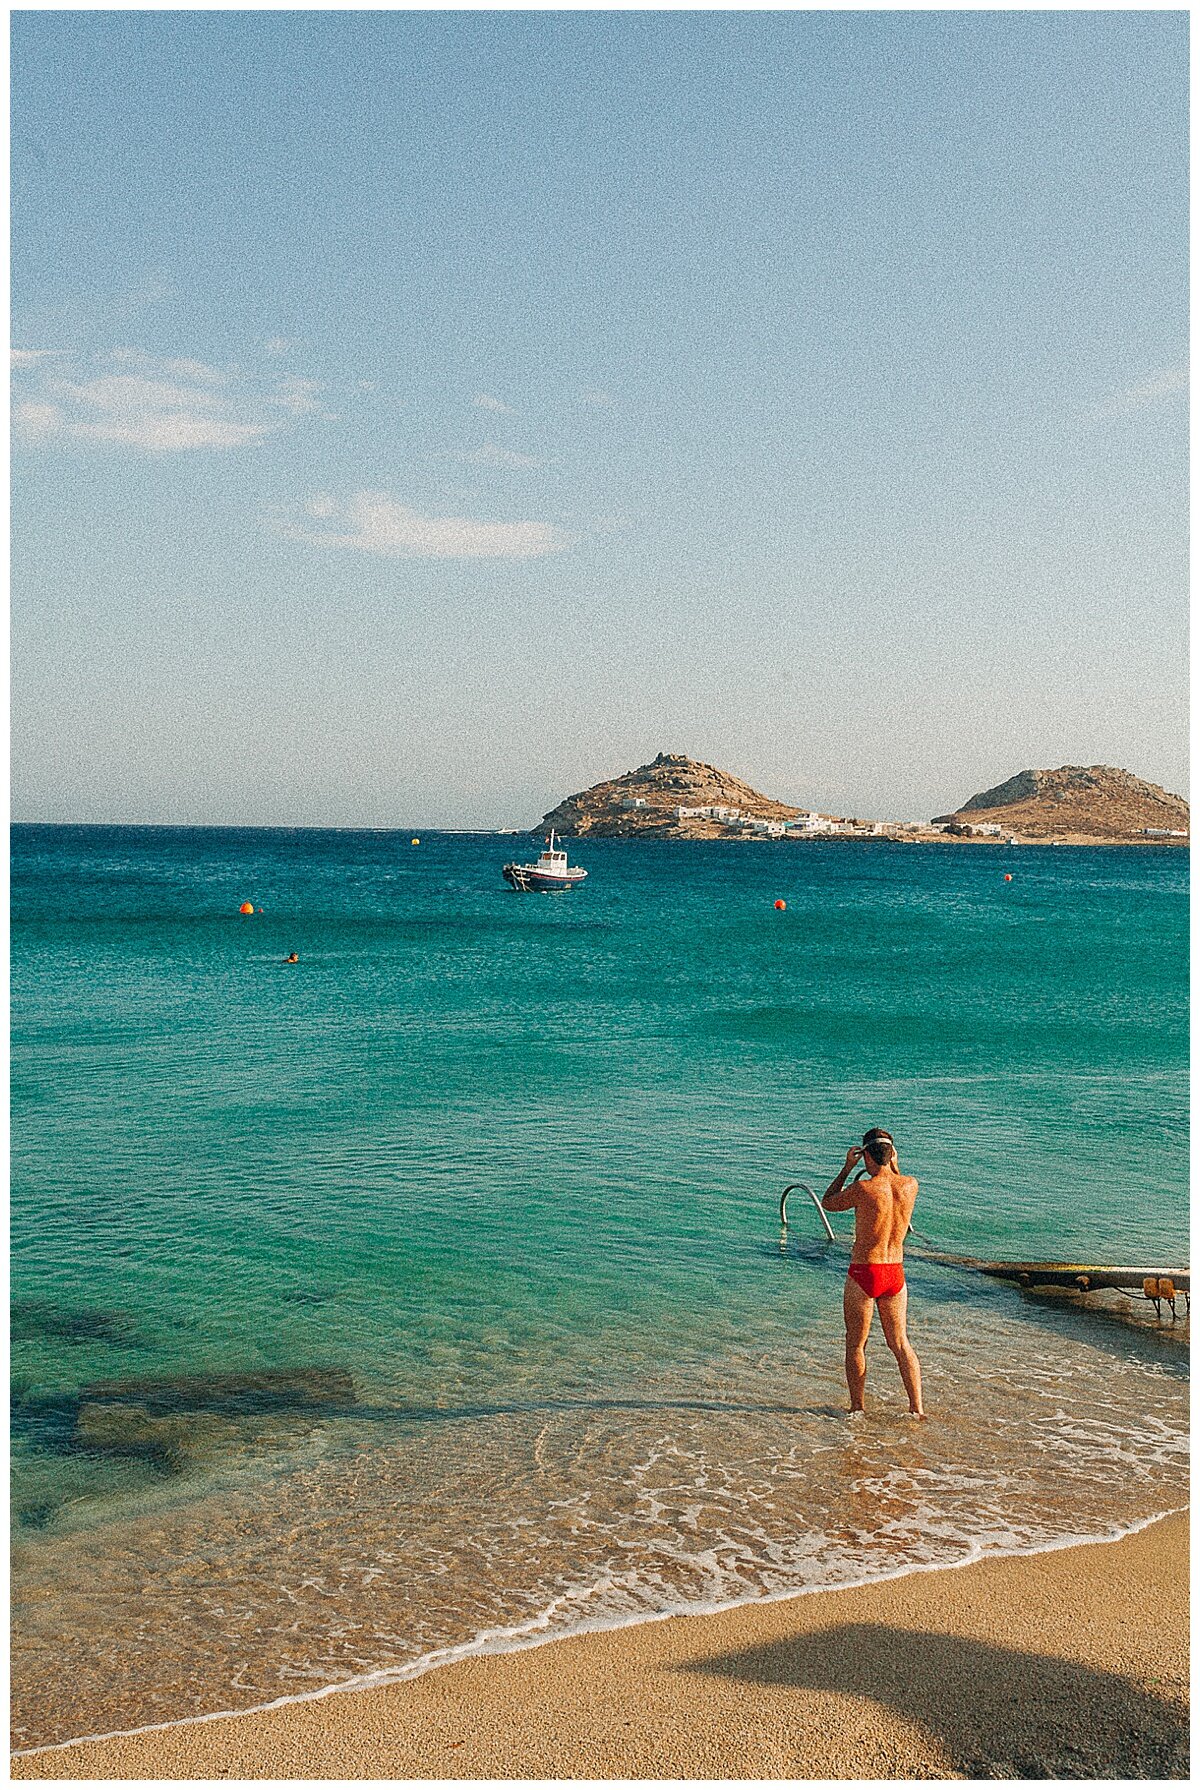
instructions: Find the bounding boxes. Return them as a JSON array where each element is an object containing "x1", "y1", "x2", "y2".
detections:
[{"x1": 823, "y1": 1147, "x2": 864, "y2": 1212}]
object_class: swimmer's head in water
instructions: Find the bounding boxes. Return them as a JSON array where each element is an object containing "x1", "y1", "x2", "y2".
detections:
[{"x1": 862, "y1": 1127, "x2": 896, "y2": 1168}]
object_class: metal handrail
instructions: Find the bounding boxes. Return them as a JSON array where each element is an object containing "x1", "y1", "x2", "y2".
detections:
[
  {"x1": 779, "y1": 1182, "x2": 836, "y2": 1243},
  {"x1": 779, "y1": 1179, "x2": 935, "y2": 1249}
]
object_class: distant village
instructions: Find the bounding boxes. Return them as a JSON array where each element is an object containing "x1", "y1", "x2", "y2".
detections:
[
  {"x1": 618, "y1": 795, "x2": 1016, "y2": 841},
  {"x1": 539, "y1": 756, "x2": 1189, "y2": 845}
]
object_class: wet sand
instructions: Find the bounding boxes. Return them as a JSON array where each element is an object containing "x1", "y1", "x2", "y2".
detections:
[{"x1": 13, "y1": 1510, "x2": 1187, "y2": 1780}]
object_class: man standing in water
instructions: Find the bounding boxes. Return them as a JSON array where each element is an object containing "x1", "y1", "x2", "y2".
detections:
[{"x1": 823, "y1": 1128, "x2": 924, "y2": 1417}]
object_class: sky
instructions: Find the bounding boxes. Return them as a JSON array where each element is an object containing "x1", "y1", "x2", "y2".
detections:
[{"x1": 11, "y1": 10, "x2": 1189, "y2": 827}]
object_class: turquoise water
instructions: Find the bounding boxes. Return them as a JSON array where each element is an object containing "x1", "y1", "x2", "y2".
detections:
[{"x1": 11, "y1": 825, "x2": 1189, "y2": 1749}]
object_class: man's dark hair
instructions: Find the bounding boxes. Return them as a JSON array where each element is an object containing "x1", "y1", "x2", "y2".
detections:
[{"x1": 862, "y1": 1127, "x2": 895, "y2": 1166}]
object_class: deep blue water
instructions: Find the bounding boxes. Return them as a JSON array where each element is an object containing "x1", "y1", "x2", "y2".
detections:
[{"x1": 10, "y1": 825, "x2": 1190, "y2": 1748}]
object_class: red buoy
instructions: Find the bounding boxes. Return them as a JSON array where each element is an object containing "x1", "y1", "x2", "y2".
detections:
[
  {"x1": 774, "y1": 899, "x2": 786, "y2": 911},
  {"x1": 1003, "y1": 874, "x2": 1013, "y2": 883}
]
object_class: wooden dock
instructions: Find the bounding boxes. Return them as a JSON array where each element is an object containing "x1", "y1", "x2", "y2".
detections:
[
  {"x1": 777, "y1": 1184, "x2": 1189, "y2": 1314},
  {"x1": 914, "y1": 1249, "x2": 1189, "y2": 1296}
]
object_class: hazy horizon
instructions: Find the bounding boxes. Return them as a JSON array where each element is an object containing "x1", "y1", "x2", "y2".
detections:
[
  {"x1": 8, "y1": 743, "x2": 1190, "y2": 834},
  {"x1": 12, "y1": 13, "x2": 1188, "y2": 828}
]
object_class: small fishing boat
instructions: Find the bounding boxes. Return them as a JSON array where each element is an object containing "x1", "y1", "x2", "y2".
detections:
[{"x1": 502, "y1": 831, "x2": 588, "y2": 892}]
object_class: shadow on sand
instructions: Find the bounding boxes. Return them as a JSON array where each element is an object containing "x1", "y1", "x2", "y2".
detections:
[{"x1": 688, "y1": 1621, "x2": 1187, "y2": 1779}]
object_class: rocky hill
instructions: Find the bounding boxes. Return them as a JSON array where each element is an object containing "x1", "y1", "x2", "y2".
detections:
[
  {"x1": 535, "y1": 753, "x2": 808, "y2": 838},
  {"x1": 934, "y1": 766, "x2": 1188, "y2": 842},
  {"x1": 533, "y1": 755, "x2": 1188, "y2": 845}
]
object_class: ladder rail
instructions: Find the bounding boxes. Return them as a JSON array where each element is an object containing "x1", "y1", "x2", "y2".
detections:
[
  {"x1": 780, "y1": 1179, "x2": 935, "y2": 1248},
  {"x1": 779, "y1": 1183, "x2": 835, "y2": 1243}
]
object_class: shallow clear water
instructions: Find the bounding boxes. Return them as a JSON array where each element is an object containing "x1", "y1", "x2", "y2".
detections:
[{"x1": 10, "y1": 826, "x2": 1189, "y2": 1749}]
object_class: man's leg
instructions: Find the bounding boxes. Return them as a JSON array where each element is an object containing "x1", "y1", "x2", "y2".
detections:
[
  {"x1": 877, "y1": 1284, "x2": 924, "y2": 1415},
  {"x1": 842, "y1": 1275, "x2": 873, "y2": 1412}
]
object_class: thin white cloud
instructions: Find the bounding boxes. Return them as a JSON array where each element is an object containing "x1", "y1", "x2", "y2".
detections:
[
  {"x1": 280, "y1": 490, "x2": 573, "y2": 560},
  {"x1": 580, "y1": 388, "x2": 615, "y2": 407},
  {"x1": 110, "y1": 348, "x2": 225, "y2": 383},
  {"x1": 43, "y1": 370, "x2": 273, "y2": 450},
  {"x1": 13, "y1": 400, "x2": 62, "y2": 438},
  {"x1": 458, "y1": 441, "x2": 544, "y2": 469},
  {"x1": 12, "y1": 349, "x2": 329, "y2": 451},
  {"x1": 264, "y1": 335, "x2": 296, "y2": 356},
  {"x1": 1101, "y1": 366, "x2": 1188, "y2": 416},
  {"x1": 473, "y1": 392, "x2": 513, "y2": 414},
  {"x1": 11, "y1": 348, "x2": 64, "y2": 369},
  {"x1": 61, "y1": 375, "x2": 275, "y2": 449}
]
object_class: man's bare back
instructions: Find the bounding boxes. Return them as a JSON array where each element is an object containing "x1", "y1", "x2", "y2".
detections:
[
  {"x1": 846, "y1": 1162, "x2": 918, "y2": 1265},
  {"x1": 822, "y1": 1128, "x2": 924, "y2": 1417}
]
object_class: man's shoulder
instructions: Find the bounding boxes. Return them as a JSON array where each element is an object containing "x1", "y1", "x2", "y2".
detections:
[
  {"x1": 861, "y1": 1174, "x2": 895, "y2": 1205},
  {"x1": 901, "y1": 1174, "x2": 919, "y2": 1195}
]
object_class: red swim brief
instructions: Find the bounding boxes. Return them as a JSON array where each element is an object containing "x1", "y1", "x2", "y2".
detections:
[{"x1": 847, "y1": 1262, "x2": 905, "y2": 1299}]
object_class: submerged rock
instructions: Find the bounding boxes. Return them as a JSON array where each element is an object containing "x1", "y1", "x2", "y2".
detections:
[
  {"x1": 12, "y1": 1366, "x2": 359, "y2": 1477},
  {"x1": 73, "y1": 1402, "x2": 245, "y2": 1472},
  {"x1": 79, "y1": 1366, "x2": 357, "y2": 1417},
  {"x1": 11, "y1": 1301, "x2": 143, "y2": 1348}
]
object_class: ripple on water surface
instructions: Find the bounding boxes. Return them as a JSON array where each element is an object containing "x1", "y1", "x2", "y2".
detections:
[
  {"x1": 11, "y1": 1278, "x2": 1189, "y2": 1751},
  {"x1": 10, "y1": 830, "x2": 1189, "y2": 1749}
]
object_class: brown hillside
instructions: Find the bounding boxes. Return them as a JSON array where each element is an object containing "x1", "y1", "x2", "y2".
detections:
[
  {"x1": 934, "y1": 766, "x2": 1188, "y2": 841},
  {"x1": 536, "y1": 753, "x2": 805, "y2": 838}
]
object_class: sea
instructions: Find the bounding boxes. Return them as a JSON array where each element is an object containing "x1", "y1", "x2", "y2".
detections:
[{"x1": 10, "y1": 824, "x2": 1190, "y2": 1752}]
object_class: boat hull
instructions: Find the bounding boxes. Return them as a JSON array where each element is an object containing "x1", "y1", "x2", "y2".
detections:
[
  {"x1": 502, "y1": 829, "x2": 587, "y2": 891},
  {"x1": 502, "y1": 865, "x2": 587, "y2": 892}
]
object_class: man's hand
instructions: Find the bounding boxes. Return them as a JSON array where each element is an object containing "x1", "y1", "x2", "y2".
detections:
[{"x1": 823, "y1": 1146, "x2": 864, "y2": 1211}]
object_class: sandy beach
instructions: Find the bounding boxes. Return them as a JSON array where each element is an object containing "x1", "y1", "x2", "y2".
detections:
[{"x1": 13, "y1": 1508, "x2": 1187, "y2": 1781}]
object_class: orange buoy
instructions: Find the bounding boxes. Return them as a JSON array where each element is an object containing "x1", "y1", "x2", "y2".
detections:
[
  {"x1": 411, "y1": 837, "x2": 420, "y2": 846},
  {"x1": 239, "y1": 901, "x2": 254, "y2": 914},
  {"x1": 774, "y1": 899, "x2": 786, "y2": 911},
  {"x1": 1003, "y1": 874, "x2": 1012, "y2": 882}
]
